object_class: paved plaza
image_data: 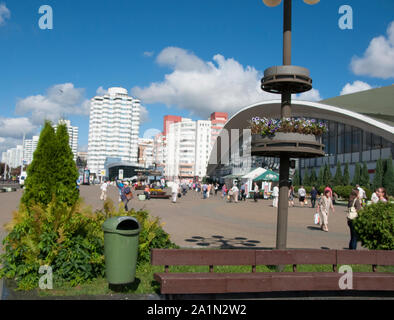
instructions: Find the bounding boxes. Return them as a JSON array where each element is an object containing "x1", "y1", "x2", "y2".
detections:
[{"x1": 0, "y1": 185, "x2": 358, "y2": 251}]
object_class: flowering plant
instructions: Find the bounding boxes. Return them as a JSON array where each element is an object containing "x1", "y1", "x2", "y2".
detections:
[{"x1": 250, "y1": 117, "x2": 328, "y2": 137}]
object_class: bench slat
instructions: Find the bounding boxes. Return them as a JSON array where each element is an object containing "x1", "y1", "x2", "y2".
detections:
[
  {"x1": 337, "y1": 250, "x2": 378, "y2": 265},
  {"x1": 154, "y1": 272, "x2": 394, "y2": 294},
  {"x1": 256, "y1": 249, "x2": 336, "y2": 265},
  {"x1": 151, "y1": 249, "x2": 255, "y2": 266}
]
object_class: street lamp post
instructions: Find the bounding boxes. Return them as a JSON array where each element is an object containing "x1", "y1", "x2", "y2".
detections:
[{"x1": 261, "y1": 0, "x2": 320, "y2": 250}]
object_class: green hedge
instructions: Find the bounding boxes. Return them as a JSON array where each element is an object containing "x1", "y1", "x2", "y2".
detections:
[{"x1": 353, "y1": 202, "x2": 394, "y2": 250}]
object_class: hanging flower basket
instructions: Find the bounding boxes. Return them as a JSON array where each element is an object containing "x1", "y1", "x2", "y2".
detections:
[{"x1": 249, "y1": 117, "x2": 326, "y2": 158}]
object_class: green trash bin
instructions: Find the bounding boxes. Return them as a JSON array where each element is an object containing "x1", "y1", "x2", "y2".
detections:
[{"x1": 102, "y1": 216, "x2": 141, "y2": 284}]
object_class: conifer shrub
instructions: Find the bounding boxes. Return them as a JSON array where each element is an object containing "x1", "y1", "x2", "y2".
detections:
[{"x1": 0, "y1": 199, "x2": 177, "y2": 290}]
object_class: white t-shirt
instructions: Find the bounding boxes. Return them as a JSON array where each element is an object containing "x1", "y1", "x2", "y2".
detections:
[
  {"x1": 254, "y1": 185, "x2": 259, "y2": 192},
  {"x1": 358, "y1": 187, "x2": 366, "y2": 199},
  {"x1": 298, "y1": 188, "x2": 306, "y2": 197},
  {"x1": 100, "y1": 183, "x2": 108, "y2": 191},
  {"x1": 171, "y1": 183, "x2": 179, "y2": 194},
  {"x1": 272, "y1": 186, "x2": 279, "y2": 197},
  {"x1": 371, "y1": 192, "x2": 379, "y2": 204},
  {"x1": 232, "y1": 186, "x2": 239, "y2": 192}
]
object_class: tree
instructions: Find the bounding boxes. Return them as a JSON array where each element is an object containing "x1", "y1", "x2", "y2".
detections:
[
  {"x1": 317, "y1": 166, "x2": 324, "y2": 186},
  {"x1": 309, "y1": 167, "x2": 317, "y2": 187},
  {"x1": 303, "y1": 168, "x2": 310, "y2": 186},
  {"x1": 383, "y1": 156, "x2": 394, "y2": 196},
  {"x1": 21, "y1": 121, "x2": 79, "y2": 209},
  {"x1": 21, "y1": 121, "x2": 58, "y2": 208},
  {"x1": 343, "y1": 162, "x2": 350, "y2": 186},
  {"x1": 293, "y1": 169, "x2": 300, "y2": 186},
  {"x1": 352, "y1": 162, "x2": 361, "y2": 186},
  {"x1": 360, "y1": 162, "x2": 370, "y2": 188},
  {"x1": 372, "y1": 158, "x2": 384, "y2": 191},
  {"x1": 333, "y1": 161, "x2": 343, "y2": 186},
  {"x1": 323, "y1": 163, "x2": 332, "y2": 186},
  {"x1": 54, "y1": 123, "x2": 79, "y2": 206}
]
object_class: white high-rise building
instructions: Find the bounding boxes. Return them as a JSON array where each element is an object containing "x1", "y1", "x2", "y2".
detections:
[
  {"x1": 166, "y1": 118, "x2": 196, "y2": 179},
  {"x1": 5, "y1": 145, "x2": 23, "y2": 168},
  {"x1": 87, "y1": 87, "x2": 141, "y2": 175},
  {"x1": 138, "y1": 138, "x2": 154, "y2": 168},
  {"x1": 54, "y1": 120, "x2": 78, "y2": 161},
  {"x1": 195, "y1": 120, "x2": 212, "y2": 178},
  {"x1": 23, "y1": 135, "x2": 39, "y2": 165},
  {"x1": 153, "y1": 132, "x2": 166, "y2": 169}
]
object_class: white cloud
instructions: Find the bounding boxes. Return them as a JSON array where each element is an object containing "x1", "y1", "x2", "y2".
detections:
[
  {"x1": 0, "y1": 3, "x2": 10, "y2": 26},
  {"x1": 143, "y1": 51, "x2": 154, "y2": 57},
  {"x1": 139, "y1": 105, "x2": 149, "y2": 123},
  {"x1": 340, "y1": 80, "x2": 373, "y2": 96},
  {"x1": 0, "y1": 117, "x2": 38, "y2": 153},
  {"x1": 131, "y1": 47, "x2": 277, "y2": 117},
  {"x1": 15, "y1": 83, "x2": 90, "y2": 125},
  {"x1": 96, "y1": 86, "x2": 108, "y2": 95},
  {"x1": 142, "y1": 128, "x2": 161, "y2": 139},
  {"x1": 293, "y1": 88, "x2": 322, "y2": 102},
  {"x1": 351, "y1": 21, "x2": 394, "y2": 79},
  {"x1": 0, "y1": 137, "x2": 23, "y2": 154},
  {"x1": 0, "y1": 117, "x2": 37, "y2": 138}
]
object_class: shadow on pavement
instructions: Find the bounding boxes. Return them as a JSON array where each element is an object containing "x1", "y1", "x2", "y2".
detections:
[{"x1": 184, "y1": 235, "x2": 267, "y2": 249}]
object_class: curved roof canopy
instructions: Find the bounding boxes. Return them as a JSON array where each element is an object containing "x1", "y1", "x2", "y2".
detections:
[{"x1": 207, "y1": 99, "x2": 394, "y2": 175}]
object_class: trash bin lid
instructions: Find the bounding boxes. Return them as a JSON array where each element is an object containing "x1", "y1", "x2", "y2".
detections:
[{"x1": 102, "y1": 216, "x2": 141, "y2": 235}]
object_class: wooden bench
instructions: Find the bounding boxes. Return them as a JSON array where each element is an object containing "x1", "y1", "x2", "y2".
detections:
[
  {"x1": 149, "y1": 194, "x2": 171, "y2": 199},
  {"x1": 151, "y1": 249, "x2": 394, "y2": 295}
]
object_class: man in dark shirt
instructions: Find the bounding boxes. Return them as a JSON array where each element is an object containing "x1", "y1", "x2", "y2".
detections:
[{"x1": 310, "y1": 186, "x2": 318, "y2": 208}]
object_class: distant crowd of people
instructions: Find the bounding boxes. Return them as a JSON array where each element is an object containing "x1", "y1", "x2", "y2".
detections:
[{"x1": 95, "y1": 177, "x2": 390, "y2": 251}]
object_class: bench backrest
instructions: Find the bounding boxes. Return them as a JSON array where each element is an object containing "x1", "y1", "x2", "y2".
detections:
[{"x1": 151, "y1": 249, "x2": 394, "y2": 272}]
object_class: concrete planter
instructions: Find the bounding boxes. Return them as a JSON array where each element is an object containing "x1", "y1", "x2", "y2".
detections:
[{"x1": 251, "y1": 132, "x2": 325, "y2": 158}]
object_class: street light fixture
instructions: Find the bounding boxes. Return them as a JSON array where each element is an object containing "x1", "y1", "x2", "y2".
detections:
[
  {"x1": 259, "y1": 0, "x2": 321, "y2": 251},
  {"x1": 262, "y1": 0, "x2": 319, "y2": 6}
]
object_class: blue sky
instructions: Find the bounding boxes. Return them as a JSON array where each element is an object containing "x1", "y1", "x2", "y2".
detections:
[{"x1": 0, "y1": 0, "x2": 393, "y2": 153}]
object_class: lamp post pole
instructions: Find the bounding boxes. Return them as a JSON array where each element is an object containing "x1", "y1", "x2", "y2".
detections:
[
  {"x1": 276, "y1": 0, "x2": 292, "y2": 250},
  {"x1": 261, "y1": 0, "x2": 319, "y2": 251}
]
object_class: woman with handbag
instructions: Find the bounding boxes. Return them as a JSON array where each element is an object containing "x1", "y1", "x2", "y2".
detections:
[
  {"x1": 317, "y1": 189, "x2": 335, "y2": 232},
  {"x1": 347, "y1": 189, "x2": 362, "y2": 250}
]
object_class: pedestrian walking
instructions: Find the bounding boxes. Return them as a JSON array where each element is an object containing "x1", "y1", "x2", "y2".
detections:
[
  {"x1": 241, "y1": 183, "x2": 247, "y2": 201},
  {"x1": 232, "y1": 185, "x2": 239, "y2": 203},
  {"x1": 116, "y1": 179, "x2": 124, "y2": 202},
  {"x1": 214, "y1": 183, "x2": 219, "y2": 196},
  {"x1": 288, "y1": 186, "x2": 295, "y2": 207},
  {"x1": 272, "y1": 185, "x2": 279, "y2": 207},
  {"x1": 317, "y1": 189, "x2": 335, "y2": 232},
  {"x1": 347, "y1": 188, "x2": 362, "y2": 250},
  {"x1": 378, "y1": 187, "x2": 388, "y2": 202},
  {"x1": 120, "y1": 181, "x2": 133, "y2": 211},
  {"x1": 207, "y1": 184, "x2": 211, "y2": 198},
  {"x1": 324, "y1": 184, "x2": 333, "y2": 199},
  {"x1": 222, "y1": 184, "x2": 227, "y2": 198},
  {"x1": 371, "y1": 188, "x2": 380, "y2": 204},
  {"x1": 171, "y1": 181, "x2": 180, "y2": 203},
  {"x1": 310, "y1": 186, "x2": 318, "y2": 208},
  {"x1": 100, "y1": 181, "x2": 108, "y2": 201},
  {"x1": 356, "y1": 184, "x2": 366, "y2": 207},
  {"x1": 144, "y1": 185, "x2": 151, "y2": 200},
  {"x1": 298, "y1": 185, "x2": 306, "y2": 207},
  {"x1": 253, "y1": 182, "x2": 259, "y2": 202}
]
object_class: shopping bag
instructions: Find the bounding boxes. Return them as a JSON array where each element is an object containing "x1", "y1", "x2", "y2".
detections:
[{"x1": 314, "y1": 213, "x2": 320, "y2": 225}]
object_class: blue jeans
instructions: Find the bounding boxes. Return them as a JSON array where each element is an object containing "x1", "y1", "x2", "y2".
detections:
[{"x1": 347, "y1": 219, "x2": 357, "y2": 250}]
